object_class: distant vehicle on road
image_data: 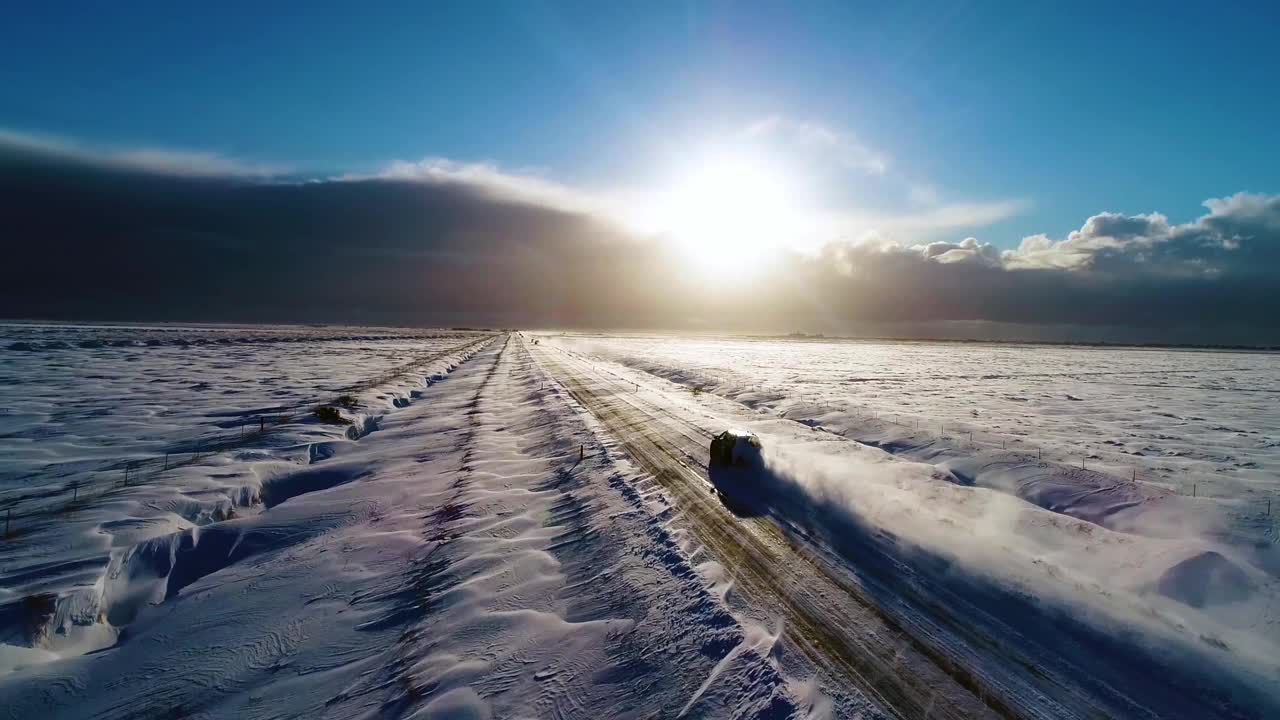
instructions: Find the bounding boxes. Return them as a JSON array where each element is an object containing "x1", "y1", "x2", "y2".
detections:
[{"x1": 709, "y1": 430, "x2": 763, "y2": 468}]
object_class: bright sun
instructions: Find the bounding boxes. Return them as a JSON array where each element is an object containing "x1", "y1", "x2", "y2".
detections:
[{"x1": 654, "y1": 156, "x2": 796, "y2": 277}]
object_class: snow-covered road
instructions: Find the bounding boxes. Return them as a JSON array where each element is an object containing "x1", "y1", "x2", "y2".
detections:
[{"x1": 536, "y1": 346, "x2": 1003, "y2": 719}]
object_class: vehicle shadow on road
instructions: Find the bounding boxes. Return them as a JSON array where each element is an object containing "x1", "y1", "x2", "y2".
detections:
[{"x1": 706, "y1": 463, "x2": 770, "y2": 518}]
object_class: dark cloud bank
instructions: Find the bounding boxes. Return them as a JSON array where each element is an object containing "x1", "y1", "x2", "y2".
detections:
[{"x1": 3, "y1": 138, "x2": 1278, "y2": 345}]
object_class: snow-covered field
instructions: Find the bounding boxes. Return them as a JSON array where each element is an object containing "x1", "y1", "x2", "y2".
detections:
[
  {"x1": 1, "y1": 323, "x2": 489, "y2": 499},
  {"x1": 0, "y1": 323, "x2": 491, "y2": 662},
  {"x1": 3, "y1": 325, "x2": 1277, "y2": 718},
  {"x1": 553, "y1": 334, "x2": 1280, "y2": 505},
  {"x1": 1, "y1": 323, "x2": 495, "y2": 518}
]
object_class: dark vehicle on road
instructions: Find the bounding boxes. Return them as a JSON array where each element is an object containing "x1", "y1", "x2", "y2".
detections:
[{"x1": 709, "y1": 430, "x2": 763, "y2": 468}]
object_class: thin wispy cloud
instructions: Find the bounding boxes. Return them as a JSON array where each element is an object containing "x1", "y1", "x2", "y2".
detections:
[
  {"x1": 731, "y1": 115, "x2": 1023, "y2": 248},
  {"x1": 0, "y1": 128, "x2": 288, "y2": 179},
  {"x1": 357, "y1": 157, "x2": 609, "y2": 217},
  {"x1": 743, "y1": 115, "x2": 889, "y2": 174},
  {"x1": 855, "y1": 198, "x2": 1027, "y2": 236}
]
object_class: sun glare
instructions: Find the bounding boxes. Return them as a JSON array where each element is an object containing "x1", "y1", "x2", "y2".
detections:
[{"x1": 654, "y1": 155, "x2": 796, "y2": 277}]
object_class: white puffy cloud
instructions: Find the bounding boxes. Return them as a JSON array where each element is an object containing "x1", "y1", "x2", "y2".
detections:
[
  {"x1": 1004, "y1": 194, "x2": 1280, "y2": 276},
  {"x1": 918, "y1": 237, "x2": 1003, "y2": 266}
]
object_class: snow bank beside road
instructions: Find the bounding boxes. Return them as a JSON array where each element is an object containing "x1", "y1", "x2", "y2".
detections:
[{"x1": 756, "y1": 439, "x2": 1280, "y2": 716}]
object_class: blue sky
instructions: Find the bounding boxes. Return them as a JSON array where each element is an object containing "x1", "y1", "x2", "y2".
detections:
[{"x1": 4, "y1": 1, "x2": 1278, "y2": 248}]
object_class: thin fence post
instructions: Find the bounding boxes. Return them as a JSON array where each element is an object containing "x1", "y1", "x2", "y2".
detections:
[
  {"x1": 1193, "y1": 483, "x2": 1197, "y2": 498},
  {"x1": 72, "y1": 481, "x2": 79, "y2": 503},
  {"x1": 260, "y1": 416, "x2": 265, "y2": 432},
  {"x1": 1132, "y1": 468, "x2": 1136, "y2": 482},
  {"x1": 163, "y1": 453, "x2": 169, "y2": 470},
  {"x1": 4, "y1": 508, "x2": 10, "y2": 537}
]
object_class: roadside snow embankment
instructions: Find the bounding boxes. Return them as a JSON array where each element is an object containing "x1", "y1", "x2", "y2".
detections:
[{"x1": 755, "y1": 439, "x2": 1279, "y2": 716}]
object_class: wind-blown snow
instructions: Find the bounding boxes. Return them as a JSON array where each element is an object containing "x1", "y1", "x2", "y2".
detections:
[
  {"x1": 556, "y1": 334, "x2": 1279, "y2": 501},
  {"x1": 542, "y1": 332, "x2": 1280, "y2": 709}
]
